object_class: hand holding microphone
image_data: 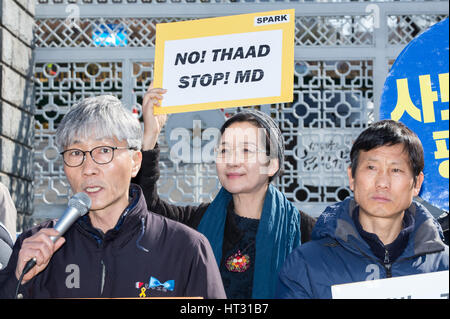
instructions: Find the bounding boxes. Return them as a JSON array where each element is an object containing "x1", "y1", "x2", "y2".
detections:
[
  {"x1": 15, "y1": 192, "x2": 91, "y2": 285},
  {"x1": 15, "y1": 228, "x2": 66, "y2": 284}
]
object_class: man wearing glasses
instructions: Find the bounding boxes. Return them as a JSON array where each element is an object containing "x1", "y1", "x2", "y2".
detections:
[{"x1": 0, "y1": 95, "x2": 226, "y2": 299}]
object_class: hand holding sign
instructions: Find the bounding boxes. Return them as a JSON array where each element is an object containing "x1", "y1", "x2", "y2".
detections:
[
  {"x1": 153, "y1": 9, "x2": 295, "y2": 114},
  {"x1": 141, "y1": 83, "x2": 168, "y2": 150}
]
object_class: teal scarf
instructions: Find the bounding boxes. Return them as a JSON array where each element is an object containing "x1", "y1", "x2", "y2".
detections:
[{"x1": 197, "y1": 184, "x2": 301, "y2": 298}]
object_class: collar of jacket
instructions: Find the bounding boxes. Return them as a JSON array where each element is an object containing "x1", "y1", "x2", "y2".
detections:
[
  {"x1": 312, "y1": 196, "x2": 446, "y2": 259},
  {"x1": 76, "y1": 183, "x2": 147, "y2": 247},
  {"x1": 352, "y1": 206, "x2": 415, "y2": 262}
]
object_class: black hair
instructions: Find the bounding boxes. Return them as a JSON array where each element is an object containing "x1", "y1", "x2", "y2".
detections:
[
  {"x1": 219, "y1": 110, "x2": 284, "y2": 183},
  {"x1": 350, "y1": 120, "x2": 424, "y2": 184}
]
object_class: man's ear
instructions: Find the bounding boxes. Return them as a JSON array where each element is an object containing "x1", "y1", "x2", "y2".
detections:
[
  {"x1": 347, "y1": 166, "x2": 355, "y2": 191},
  {"x1": 131, "y1": 151, "x2": 142, "y2": 178},
  {"x1": 413, "y1": 171, "x2": 424, "y2": 196}
]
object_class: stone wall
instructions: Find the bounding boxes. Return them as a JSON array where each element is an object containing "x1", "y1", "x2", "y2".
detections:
[{"x1": 0, "y1": 0, "x2": 35, "y2": 232}]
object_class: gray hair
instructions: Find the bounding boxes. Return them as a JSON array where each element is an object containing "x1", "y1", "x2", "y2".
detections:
[{"x1": 55, "y1": 95, "x2": 142, "y2": 151}]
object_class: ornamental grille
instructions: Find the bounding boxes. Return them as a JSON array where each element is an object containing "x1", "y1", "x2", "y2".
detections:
[
  {"x1": 31, "y1": 58, "x2": 374, "y2": 214},
  {"x1": 31, "y1": 1, "x2": 449, "y2": 219},
  {"x1": 387, "y1": 14, "x2": 447, "y2": 44},
  {"x1": 34, "y1": 14, "x2": 447, "y2": 48}
]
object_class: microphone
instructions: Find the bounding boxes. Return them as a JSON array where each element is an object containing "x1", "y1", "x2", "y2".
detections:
[{"x1": 22, "y1": 192, "x2": 91, "y2": 276}]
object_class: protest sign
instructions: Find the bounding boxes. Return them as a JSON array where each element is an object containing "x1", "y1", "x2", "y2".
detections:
[
  {"x1": 153, "y1": 9, "x2": 295, "y2": 114},
  {"x1": 332, "y1": 271, "x2": 449, "y2": 299},
  {"x1": 379, "y1": 18, "x2": 449, "y2": 211}
]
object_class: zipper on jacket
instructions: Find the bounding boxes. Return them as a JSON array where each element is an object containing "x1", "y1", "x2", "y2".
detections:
[
  {"x1": 346, "y1": 239, "x2": 395, "y2": 279},
  {"x1": 100, "y1": 259, "x2": 106, "y2": 295},
  {"x1": 383, "y1": 249, "x2": 392, "y2": 278}
]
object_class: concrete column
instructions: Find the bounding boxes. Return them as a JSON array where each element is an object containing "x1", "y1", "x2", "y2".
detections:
[{"x1": 0, "y1": 0, "x2": 36, "y2": 232}]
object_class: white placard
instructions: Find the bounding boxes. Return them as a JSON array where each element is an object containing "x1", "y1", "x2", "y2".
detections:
[
  {"x1": 161, "y1": 29, "x2": 283, "y2": 107},
  {"x1": 332, "y1": 271, "x2": 449, "y2": 299}
]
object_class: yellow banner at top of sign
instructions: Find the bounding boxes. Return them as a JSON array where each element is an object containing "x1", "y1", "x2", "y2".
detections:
[
  {"x1": 155, "y1": 9, "x2": 295, "y2": 40},
  {"x1": 153, "y1": 9, "x2": 295, "y2": 115}
]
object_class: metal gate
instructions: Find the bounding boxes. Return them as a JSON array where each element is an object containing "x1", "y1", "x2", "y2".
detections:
[{"x1": 32, "y1": 0, "x2": 449, "y2": 220}]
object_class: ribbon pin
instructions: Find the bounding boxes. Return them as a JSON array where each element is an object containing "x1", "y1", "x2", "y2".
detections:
[{"x1": 149, "y1": 276, "x2": 175, "y2": 291}]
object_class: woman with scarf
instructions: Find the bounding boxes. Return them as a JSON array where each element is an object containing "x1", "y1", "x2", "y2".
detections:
[{"x1": 133, "y1": 85, "x2": 316, "y2": 298}]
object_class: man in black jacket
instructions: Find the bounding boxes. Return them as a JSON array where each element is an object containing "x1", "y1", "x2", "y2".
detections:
[{"x1": 0, "y1": 95, "x2": 226, "y2": 299}]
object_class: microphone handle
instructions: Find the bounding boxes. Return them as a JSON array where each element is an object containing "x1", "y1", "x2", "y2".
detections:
[{"x1": 22, "y1": 258, "x2": 37, "y2": 275}]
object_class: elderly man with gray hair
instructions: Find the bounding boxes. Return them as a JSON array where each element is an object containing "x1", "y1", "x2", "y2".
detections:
[{"x1": 0, "y1": 95, "x2": 226, "y2": 299}]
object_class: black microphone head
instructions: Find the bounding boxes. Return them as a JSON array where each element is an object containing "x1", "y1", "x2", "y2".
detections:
[{"x1": 68, "y1": 192, "x2": 91, "y2": 217}]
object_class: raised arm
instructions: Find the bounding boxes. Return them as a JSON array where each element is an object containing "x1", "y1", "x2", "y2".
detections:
[{"x1": 133, "y1": 83, "x2": 209, "y2": 228}]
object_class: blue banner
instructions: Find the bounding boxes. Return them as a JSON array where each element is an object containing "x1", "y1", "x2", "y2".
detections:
[
  {"x1": 380, "y1": 18, "x2": 449, "y2": 211},
  {"x1": 92, "y1": 23, "x2": 127, "y2": 47}
]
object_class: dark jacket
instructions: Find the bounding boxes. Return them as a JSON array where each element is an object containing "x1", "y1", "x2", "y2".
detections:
[
  {"x1": 437, "y1": 211, "x2": 449, "y2": 245},
  {"x1": 133, "y1": 146, "x2": 317, "y2": 254},
  {"x1": 0, "y1": 184, "x2": 226, "y2": 299},
  {"x1": 276, "y1": 197, "x2": 449, "y2": 299}
]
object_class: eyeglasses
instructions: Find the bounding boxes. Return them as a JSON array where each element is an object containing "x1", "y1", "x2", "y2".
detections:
[
  {"x1": 60, "y1": 145, "x2": 138, "y2": 167},
  {"x1": 215, "y1": 145, "x2": 267, "y2": 161}
]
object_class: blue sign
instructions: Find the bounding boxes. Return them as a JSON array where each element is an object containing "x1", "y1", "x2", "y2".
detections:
[
  {"x1": 92, "y1": 23, "x2": 127, "y2": 47},
  {"x1": 380, "y1": 18, "x2": 449, "y2": 211}
]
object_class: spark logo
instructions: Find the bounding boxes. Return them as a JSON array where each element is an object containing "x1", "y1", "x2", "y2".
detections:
[{"x1": 254, "y1": 14, "x2": 290, "y2": 26}]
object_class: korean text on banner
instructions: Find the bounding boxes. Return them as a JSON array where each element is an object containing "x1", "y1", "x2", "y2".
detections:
[
  {"x1": 153, "y1": 9, "x2": 295, "y2": 114},
  {"x1": 380, "y1": 18, "x2": 449, "y2": 211}
]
